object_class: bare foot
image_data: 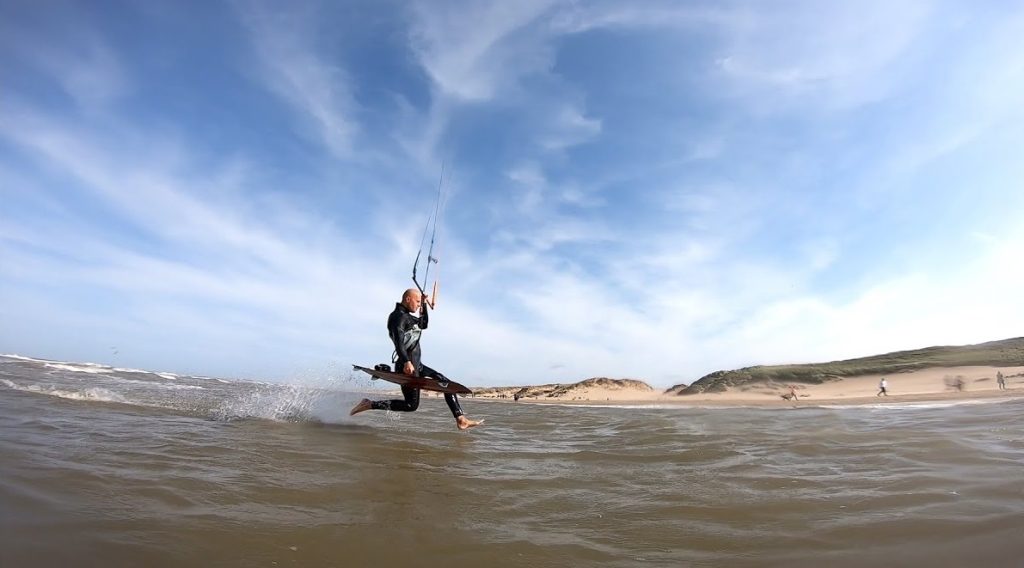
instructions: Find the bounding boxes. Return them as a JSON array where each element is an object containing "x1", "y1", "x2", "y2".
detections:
[
  {"x1": 456, "y1": 416, "x2": 483, "y2": 430},
  {"x1": 349, "y1": 398, "x2": 373, "y2": 416}
]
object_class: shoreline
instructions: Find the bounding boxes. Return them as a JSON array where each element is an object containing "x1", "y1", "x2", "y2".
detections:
[
  {"x1": 470, "y1": 388, "x2": 1024, "y2": 408},
  {"x1": 464, "y1": 365, "x2": 1024, "y2": 409}
]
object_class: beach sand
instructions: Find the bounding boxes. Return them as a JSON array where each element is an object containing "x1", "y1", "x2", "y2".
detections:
[{"x1": 468, "y1": 366, "x2": 1024, "y2": 407}]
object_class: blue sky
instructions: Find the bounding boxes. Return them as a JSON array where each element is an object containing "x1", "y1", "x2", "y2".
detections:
[{"x1": 2, "y1": 0, "x2": 1023, "y2": 387}]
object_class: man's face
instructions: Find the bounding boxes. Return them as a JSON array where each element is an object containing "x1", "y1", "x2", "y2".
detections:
[{"x1": 403, "y1": 291, "x2": 422, "y2": 312}]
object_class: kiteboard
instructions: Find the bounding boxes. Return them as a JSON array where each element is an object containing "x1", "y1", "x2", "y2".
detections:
[{"x1": 353, "y1": 364, "x2": 472, "y2": 395}]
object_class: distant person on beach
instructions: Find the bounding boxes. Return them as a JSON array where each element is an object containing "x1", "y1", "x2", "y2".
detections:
[
  {"x1": 877, "y1": 378, "x2": 888, "y2": 397},
  {"x1": 997, "y1": 372, "x2": 1006, "y2": 390},
  {"x1": 349, "y1": 288, "x2": 482, "y2": 430},
  {"x1": 781, "y1": 385, "x2": 799, "y2": 403}
]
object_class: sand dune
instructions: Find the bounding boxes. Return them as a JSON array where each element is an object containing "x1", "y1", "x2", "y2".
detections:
[
  {"x1": 469, "y1": 366, "x2": 1024, "y2": 407},
  {"x1": 472, "y1": 377, "x2": 649, "y2": 400}
]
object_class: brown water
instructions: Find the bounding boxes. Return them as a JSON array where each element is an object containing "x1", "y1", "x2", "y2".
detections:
[{"x1": 2, "y1": 355, "x2": 1023, "y2": 567}]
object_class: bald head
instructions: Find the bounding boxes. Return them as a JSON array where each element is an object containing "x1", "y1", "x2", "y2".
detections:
[{"x1": 401, "y1": 288, "x2": 422, "y2": 312}]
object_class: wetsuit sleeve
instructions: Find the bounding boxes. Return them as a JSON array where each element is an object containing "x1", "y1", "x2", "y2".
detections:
[
  {"x1": 388, "y1": 311, "x2": 411, "y2": 362},
  {"x1": 419, "y1": 302, "x2": 429, "y2": 330}
]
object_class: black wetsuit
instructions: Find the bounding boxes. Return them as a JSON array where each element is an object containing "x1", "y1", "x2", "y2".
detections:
[{"x1": 369, "y1": 301, "x2": 464, "y2": 418}]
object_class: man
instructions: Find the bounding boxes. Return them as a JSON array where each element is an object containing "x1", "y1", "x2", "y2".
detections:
[
  {"x1": 877, "y1": 377, "x2": 888, "y2": 397},
  {"x1": 350, "y1": 288, "x2": 482, "y2": 430}
]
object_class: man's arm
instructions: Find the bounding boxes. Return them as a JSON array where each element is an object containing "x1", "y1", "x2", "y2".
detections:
[{"x1": 419, "y1": 300, "x2": 429, "y2": 330}]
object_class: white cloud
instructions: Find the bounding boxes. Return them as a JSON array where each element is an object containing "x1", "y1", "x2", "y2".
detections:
[
  {"x1": 505, "y1": 162, "x2": 547, "y2": 213},
  {"x1": 235, "y1": 0, "x2": 359, "y2": 158},
  {"x1": 0, "y1": 17, "x2": 129, "y2": 110},
  {"x1": 548, "y1": 1, "x2": 729, "y2": 35},
  {"x1": 407, "y1": 0, "x2": 559, "y2": 101},
  {"x1": 403, "y1": 0, "x2": 606, "y2": 168},
  {"x1": 713, "y1": 224, "x2": 1024, "y2": 368},
  {"x1": 540, "y1": 105, "x2": 602, "y2": 150},
  {"x1": 875, "y1": 11, "x2": 1024, "y2": 183},
  {"x1": 712, "y1": 0, "x2": 934, "y2": 110},
  {"x1": 392, "y1": 96, "x2": 454, "y2": 174},
  {"x1": 0, "y1": 105, "x2": 402, "y2": 377},
  {"x1": 800, "y1": 238, "x2": 840, "y2": 272}
]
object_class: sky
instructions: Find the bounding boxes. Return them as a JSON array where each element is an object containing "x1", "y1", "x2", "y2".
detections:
[{"x1": 2, "y1": 0, "x2": 1023, "y2": 387}]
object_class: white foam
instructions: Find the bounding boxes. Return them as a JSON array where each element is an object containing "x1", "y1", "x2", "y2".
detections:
[
  {"x1": 527, "y1": 401, "x2": 780, "y2": 411},
  {"x1": 211, "y1": 385, "x2": 323, "y2": 422},
  {"x1": 6, "y1": 354, "x2": 242, "y2": 386},
  {"x1": 44, "y1": 362, "x2": 113, "y2": 375},
  {"x1": 113, "y1": 366, "x2": 153, "y2": 374},
  {"x1": 111, "y1": 368, "x2": 181, "y2": 381},
  {"x1": 185, "y1": 374, "x2": 232, "y2": 384},
  {"x1": 107, "y1": 377, "x2": 205, "y2": 390},
  {"x1": 1, "y1": 353, "x2": 57, "y2": 363},
  {"x1": 820, "y1": 398, "x2": 1015, "y2": 410},
  {"x1": 52, "y1": 387, "x2": 128, "y2": 403},
  {"x1": 549, "y1": 403, "x2": 691, "y2": 410},
  {"x1": 1, "y1": 380, "x2": 127, "y2": 403}
]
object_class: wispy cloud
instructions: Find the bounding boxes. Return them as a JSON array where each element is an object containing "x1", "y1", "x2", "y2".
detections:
[
  {"x1": 0, "y1": 102, "x2": 399, "y2": 376},
  {"x1": 402, "y1": 0, "x2": 605, "y2": 167},
  {"x1": 407, "y1": 0, "x2": 559, "y2": 102},
  {"x1": 712, "y1": 0, "x2": 933, "y2": 111},
  {"x1": 540, "y1": 105, "x2": 602, "y2": 150},
  {"x1": 0, "y1": 12, "x2": 129, "y2": 110},
  {"x1": 235, "y1": 0, "x2": 359, "y2": 159}
]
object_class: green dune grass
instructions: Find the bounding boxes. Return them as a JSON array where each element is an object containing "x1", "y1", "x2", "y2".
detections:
[{"x1": 673, "y1": 337, "x2": 1024, "y2": 394}]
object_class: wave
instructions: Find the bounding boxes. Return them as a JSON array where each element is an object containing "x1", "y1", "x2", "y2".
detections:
[
  {"x1": 2, "y1": 353, "x2": 56, "y2": 363},
  {"x1": 44, "y1": 362, "x2": 111, "y2": 375},
  {"x1": 1, "y1": 379, "x2": 128, "y2": 404},
  {"x1": 2, "y1": 354, "x2": 370, "y2": 425},
  {"x1": 112, "y1": 368, "x2": 182, "y2": 381},
  {"x1": 2, "y1": 375, "x2": 358, "y2": 425},
  {"x1": 538, "y1": 403, "x2": 753, "y2": 410},
  {"x1": 105, "y1": 377, "x2": 205, "y2": 391},
  {"x1": 7, "y1": 354, "x2": 236, "y2": 386},
  {"x1": 819, "y1": 398, "x2": 1017, "y2": 410}
]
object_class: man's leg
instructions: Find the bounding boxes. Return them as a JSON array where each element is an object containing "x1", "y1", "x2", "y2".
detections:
[
  {"x1": 420, "y1": 364, "x2": 483, "y2": 429},
  {"x1": 420, "y1": 365, "x2": 462, "y2": 417},
  {"x1": 443, "y1": 393, "x2": 464, "y2": 418},
  {"x1": 350, "y1": 385, "x2": 420, "y2": 415}
]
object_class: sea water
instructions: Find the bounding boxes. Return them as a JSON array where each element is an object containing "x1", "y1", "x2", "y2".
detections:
[{"x1": 2, "y1": 355, "x2": 1022, "y2": 567}]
